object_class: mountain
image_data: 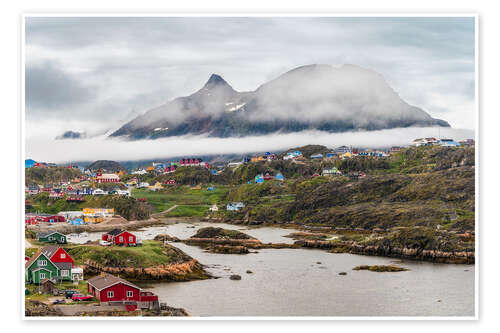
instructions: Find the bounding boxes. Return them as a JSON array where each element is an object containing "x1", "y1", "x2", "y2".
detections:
[
  {"x1": 86, "y1": 160, "x2": 126, "y2": 172},
  {"x1": 110, "y1": 64, "x2": 450, "y2": 139}
]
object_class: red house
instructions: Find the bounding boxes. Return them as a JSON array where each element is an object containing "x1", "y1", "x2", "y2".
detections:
[
  {"x1": 87, "y1": 273, "x2": 140, "y2": 303},
  {"x1": 40, "y1": 215, "x2": 65, "y2": 223},
  {"x1": 41, "y1": 245, "x2": 74, "y2": 268},
  {"x1": 102, "y1": 229, "x2": 137, "y2": 246}
]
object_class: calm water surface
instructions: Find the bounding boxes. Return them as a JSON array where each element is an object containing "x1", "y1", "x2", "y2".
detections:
[{"x1": 69, "y1": 221, "x2": 475, "y2": 316}]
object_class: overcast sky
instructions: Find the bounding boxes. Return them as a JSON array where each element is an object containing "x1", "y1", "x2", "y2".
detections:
[{"x1": 24, "y1": 16, "x2": 475, "y2": 162}]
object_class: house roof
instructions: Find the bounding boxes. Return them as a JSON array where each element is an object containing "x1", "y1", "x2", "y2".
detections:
[
  {"x1": 107, "y1": 228, "x2": 123, "y2": 236},
  {"x1": 25, "y1": 250, "x2": 43, "y2": 269},
  {"x1": 37, "y1": 231, "x2": 65, "y2": 238},
  {"x1": 54, "y1": 262, "x2": 72, "y2": 270},
  {"x1": 41, "y1": 245, "x2": 61, "y2": 258},
  {"x1": 87, "y1": 273, "x2": 140, "y2": 291}
]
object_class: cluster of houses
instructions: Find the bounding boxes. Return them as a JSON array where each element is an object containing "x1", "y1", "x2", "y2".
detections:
[
  {"x1": 26, "y1": 208, "x2": 116, "y2": 226},
  {"x1": 252, "y1": 172, "x2": 284, "y2": 184},
  {"x1": 131, "y1": 158, "x2": 211, "y2": 176},
  {"x1": 25, "y1": 243, "x2": 159, "y2": 311},
  {"x1": 412, "y1": 137, "x2": 475, "y2": 147}
]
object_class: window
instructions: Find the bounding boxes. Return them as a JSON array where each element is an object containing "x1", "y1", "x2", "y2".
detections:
[
  {"x1": 38, "y1": 260, "x2": 47, "y2": 266},
  {"x1": 61, "y1": 270, "x2": 68, "y2": 277},
  {"x1": 60, "y1": 253, "x2": 66, "y2": 259},
  {"x1": 129, "y1": 236, "x2": 133, "y2": 242},
  {"x1": 119, "y1": 236, "x2": 123, "y2": 242},
  {"x1": 126, "y1": 291, "x2": 133, "y2": 297},
  {"x1": 107, "y1": 291, "x2": 114, "y2": 298},
  {"x1": 39, "y1": 273, "x2": 45, "y2": 279}
]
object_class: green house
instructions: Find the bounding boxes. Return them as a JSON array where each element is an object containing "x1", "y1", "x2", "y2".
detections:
[
  {"x1": 25, "y1": 252, "x2": 59, "y2": 284},
  {"x1": 37, "y1": 231, "x2": 67, "y2": 244}
]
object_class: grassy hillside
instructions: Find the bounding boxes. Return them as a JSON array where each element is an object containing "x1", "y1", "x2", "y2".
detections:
[{"x1": 26, "y1": 167, "x2": 83, "y2": 186}]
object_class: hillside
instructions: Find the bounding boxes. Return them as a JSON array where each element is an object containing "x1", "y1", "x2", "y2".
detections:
[
  {"x1": 26, "y1": 167, "x2": 83, "y2": 186},
  {"x1": 86, "y1": 160, "x2": 126, "y2": 172}
]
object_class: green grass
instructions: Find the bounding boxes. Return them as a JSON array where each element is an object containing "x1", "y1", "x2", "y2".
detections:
[
  {"x1": 66, "y1": 240, "x2": 178, "y2": 267},
  {"x1": 164, "y1": 205, "x2": 210, "y2": 217},
  {"x1": 25, "y1": 280, "x2": 90, "y2": 301},
  {"x1": 131, "y1": 186, "x2": 231, "y2": 213}
]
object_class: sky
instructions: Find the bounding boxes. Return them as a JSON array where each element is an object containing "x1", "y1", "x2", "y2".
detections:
[{"x1": 24, "y1": 16, "x2": 476, "y2": 162}]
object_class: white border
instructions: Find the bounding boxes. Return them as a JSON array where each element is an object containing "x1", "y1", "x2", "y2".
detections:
[{"x1": 20, "y1": 13, "x2": 479, "y2": 321}]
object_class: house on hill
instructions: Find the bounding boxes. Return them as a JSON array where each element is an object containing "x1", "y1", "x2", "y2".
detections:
[
  {"x1": 254, "y1": 174, "x2": 264, "y2": 184},
  {"x1": 37, "y1": 231, "x2": 67, "y2": 244},
  {"x1": 95, "y1": 173, "x2": 120, "y2": 183},
  {"x1": 25, "y1": 159, "x2": 36, "y2": 168},
  {"x1": 209, "y1": 204, "x2": 219, "y2": 212},
  {"x1": 310, "y1": 153, "x2": 323, "y2": 159},
  {"x1": 102, "y1": 229, "x2": 137, "y2": 246},
  {"x1": 275, "y1": 172, "x2": 284, "y2": 181},
  {"x1": 227, "y1": 202, "x2": 245, "y2": 211}
]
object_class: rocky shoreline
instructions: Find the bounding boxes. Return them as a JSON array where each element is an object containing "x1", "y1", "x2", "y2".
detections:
[{"x1": 295, "y1": 239, "x2": 474, "y2": 264}]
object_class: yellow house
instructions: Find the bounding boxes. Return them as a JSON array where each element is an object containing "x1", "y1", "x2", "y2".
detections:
[
  {"x1": 82, "y1": 208, "x2": 114, "y2": 217},
  {"x1": 340, "y1": 152, "x2": 353, "y2": 159},
  {"x1": 84, "y1": 216, "x2": 104, "y2": 223},
  {"x1": 148, "y1": 182, "x2": 164, "y2": 191}
]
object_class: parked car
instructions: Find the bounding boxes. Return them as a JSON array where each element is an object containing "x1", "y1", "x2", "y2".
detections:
[
  {"x1": 99, "y1": 239, "x2": 111, "y2": 246},
  {"x1": 72, "y1": 294, "x2": 93, "y2": 301},
  {"x1": 65, "y1": 289, "x2": 79, "y2": 299},
  {"x1": 52, "y1": 299, "x2": 66, "y2": 305}
]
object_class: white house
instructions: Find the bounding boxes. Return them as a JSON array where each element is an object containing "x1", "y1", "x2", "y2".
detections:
[{"x1": 209, "y1": 204, "x2": 219, "y2": 212}]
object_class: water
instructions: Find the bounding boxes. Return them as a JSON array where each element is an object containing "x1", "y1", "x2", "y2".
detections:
[{"x1": 68, "y1": 222, "x2": 475, "y2": 317}]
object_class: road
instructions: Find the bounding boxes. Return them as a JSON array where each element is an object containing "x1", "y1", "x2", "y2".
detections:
[{"x1": 151, "y1": 204, "x2": 178, "y2": 218}]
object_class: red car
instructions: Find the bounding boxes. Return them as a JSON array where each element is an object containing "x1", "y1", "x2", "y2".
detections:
[{"x1": 72, "y1": 293, "x2": 93, "y2": 301}]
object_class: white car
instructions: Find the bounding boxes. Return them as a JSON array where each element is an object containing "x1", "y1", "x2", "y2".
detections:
[{"x1": 99, "y1": 239, "x2": 111, "y2": 246}]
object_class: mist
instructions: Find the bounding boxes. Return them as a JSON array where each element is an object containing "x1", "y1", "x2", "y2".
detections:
[{"x1": 25, "y1": 127, "x2": 474, "y2": 164}]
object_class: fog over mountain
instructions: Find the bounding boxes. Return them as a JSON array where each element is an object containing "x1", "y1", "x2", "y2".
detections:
[{"x1": 111, "y1": 64, "x2": 450, "y2": 140}]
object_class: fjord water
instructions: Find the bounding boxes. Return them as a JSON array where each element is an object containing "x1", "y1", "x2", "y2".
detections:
[
  {"x1": 68, "y1": 222, "x2": 474, "y2": 316},
  {"x1": 150, "y1": 222, "x2": 475, "y2": 317}
]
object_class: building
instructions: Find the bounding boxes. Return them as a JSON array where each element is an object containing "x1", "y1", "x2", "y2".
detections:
[
  {"x1": 254, "y1": 174, "x2": 264, "y2": 184},
  {"x1": 87, "y1": 273, "x2": 158, "y2": 309},
  {"x1": 95, "y1": 173, "x2": 120, "y2": 183},
  {"x1": 25, "y1": 251, "x2": 60, "y2": 284},
  {"x1": 148, "y1": 182, "x2": 164, "y2": 191},
  {"x1": 439, "y1": 139, "x2": 460, "y2": 147},
  {"x1": 102, "y1": 229, "x2": 137, "y2": 246},
  {"x1": 275, "y1": 172, "x2": 284, "y2": 181},
  {"x1": 322, "y1": 167, "x2": 342, "y2": 176},
  {"x1": 226, "y1": 202, "x2": 245, "y2": 211},
  {"x1": 37, "y1": 231, "x2": 67, "y2": 244},
  {"x1": 25, "y1": 159, "x2": 36, "y2": 168},
  {"x1": 284, "y1": 150, "x2": 302, "y2": 160},
  {"x1": 310, "y1": 153, "x2": 323, "y2": 159},
  {"x1": 71, "y1": 267, "x2": 84, "y2": 281},
  {"x1": 58, "y1": 211, "x2": 83, "y2": 220},
  {"x1": 390, "y1": 146, "x2": 403, "y2": 153},
  {"x1": 335, "y1": 146, "x2": 351, "y2": 154},
  {"x1": 83, "y1": 208, "x2": 114, "y2": 217},
  {"x1": 413, "y1": 137, "x2": 438, "y2": 146},
  {"x1": 209, "y1": 204, "x2": 219, "y2": 212}
]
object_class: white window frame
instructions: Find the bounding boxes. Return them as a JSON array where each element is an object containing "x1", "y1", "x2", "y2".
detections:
[
  {"x1": 61, "y1": 270, "x2": 69, "y2": 277},
  {"x1": 60, "y1": 253, "x2": 66, "y2": 259},
  {"x1": 107, "y1": 291, "x2": 114, "y2": 298},
  {"x1": 39, "y1": 273, "x2": 46, "y2": 279},
  {"x1": 38, "y1": 260, "x2": 47, "y2": 266},
  {"x1": 129, "y1": 236, "x2": 133, "y2": 242},
  {"x1": 126, "y1": 291, "x2": 133, "y2": 297},
  {"x1": 119, "y1": 236, "x2": 123, "y2": 242}
]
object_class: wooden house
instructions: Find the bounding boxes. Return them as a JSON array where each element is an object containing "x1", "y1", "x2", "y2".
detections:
[
  {"x1": 41, "y1": 245, "x2": 74, "y2": 268},
  {"x1": 102, "y1": 229, "x2": 137, "y2": 246},
  {"x1": 37, "y1": 231, "x2": 67, "y2": 244},
  {"x1": 25, "y1": 251, "x2": 60, "y2": 284}
]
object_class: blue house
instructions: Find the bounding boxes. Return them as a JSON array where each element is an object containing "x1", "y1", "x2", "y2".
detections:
[
  {"x1": 211, "y1": 169, "x2": 218, "y2": 175},
  {"x1": 254, "y1": 174, "x2": 264, "y2": 184},
  {"x1": 207, "y1": 186, "x2": 215, "y2": 191},
  {"x1": 275, "y1": 172, "x2": 284, "y2": 181},
  {"x1": 226, "y1": 202, "x2": 245, "y2": 211},
  {"x1": 310, "y1": 154, "x2": 323, "y2": 159},
  {"x1": 25, "y1": 159, "x2": 36, "y2": 168}
]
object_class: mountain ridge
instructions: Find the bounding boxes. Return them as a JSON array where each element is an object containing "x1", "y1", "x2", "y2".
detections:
[{"x1": 110, "y1": 64, "x2": 450, "y2": 140}]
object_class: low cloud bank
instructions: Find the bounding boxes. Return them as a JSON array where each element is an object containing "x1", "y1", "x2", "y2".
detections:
[{"x1": 26, "y1": 127, "x2": 475, "y2": 164}]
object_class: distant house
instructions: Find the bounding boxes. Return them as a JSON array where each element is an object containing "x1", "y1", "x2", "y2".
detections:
[
  {"x1": 335, "y1": 146, "x2": 351, "y2": 154},
  {"x1": 209, "y1": 204, "x2": 219, "y2": 212},
  {"x1": 58, "y1": 211, "x2": 83, "y2": 220},
  {"x1": 25, "y1": 159, "x2": 36, "y2": 168},
  {"x1": 413, "y1": 137, "x2": 438, "y2": 147},
  {"x1": 93, "y1": 189, "x2": 107, "y2": 195},
  {"x1": 117, "y1": 189, "x2": 130, "y2": 196},
  {"x1": 95, "y1": 173, "x2": 120, "y2": 183},
  {"x1": 275, "y1": 172, "x2": 284, "y2": 181},
  {"x1": 27, "y1": 186, "x2": 39, "y2": 195},
  {"x1": 137, "y1": 182, "x2": 150, "y2": 188},
  {"x1": 148, "y1": 182, "x2": 164, "y2": 191},
  {"x1": 339, "y1": 152, "x2": 353, "y2": 159},
  {"x1": 390, "y1": 146, "x2": 403, "y2": 153},
  {"x1": 102, "y1": 229, "x2": 137, "y2": 246},
  {"x1": 228, "y1": 162, "x2": 243, "y2": 168},
  {"x1": 459, "y1": 139, "x2": 475, "y2": 147},
  {"x1": 207, "y1": 186, "x2": 215, "y2": 191},
  {"x1": 83, "y1": 208, "x2": 114, "y2": 217},
  {"x1": 284, "y1": 150, "x2": 302, "y2": 160},
  {"x1": 132, "y1": 169, "x2": 147, "y2": 175},
  {"x1": 38, "y1": 231, "x2": 67, "y2": 244},
  {"x1": 263, "y1": 172, "x2": 273, "y2": 181},
  {"x1": 310, "y1": 153, "x2": 323, "y2": 159},
  {"x1": 439, "y1": 139, "x2": 460, "y2": 147},
  {"x1": 226, "y1": 202, "x2": 245, "y2": 211},
  {"x1": 164, "y1": 179, "x2": 176, "y2": 185},
  {"x1": 325, "y1": 152, "x2": 337, "y2": 158},
  {"x1": 254, "y1": 174, "x2": 264, "y2": 184},
  {"x1": 322, "y1": 167, "x2": 342, "y2": 176}
]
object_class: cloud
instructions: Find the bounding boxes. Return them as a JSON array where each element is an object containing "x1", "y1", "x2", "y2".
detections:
[
  {"x1": 25, "y1": 16, "x2": 476, "y2": 136},
  {"x1": 25, "y1": 61, "x2": 96, "y2": 110},
  {"x1": 26, "y1": 127, "x2": 474, "y2": 164}
]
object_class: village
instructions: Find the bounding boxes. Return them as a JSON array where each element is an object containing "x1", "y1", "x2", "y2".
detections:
[{"x1": 24, "y1": 137, "x2": 475, "y2": 316}]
